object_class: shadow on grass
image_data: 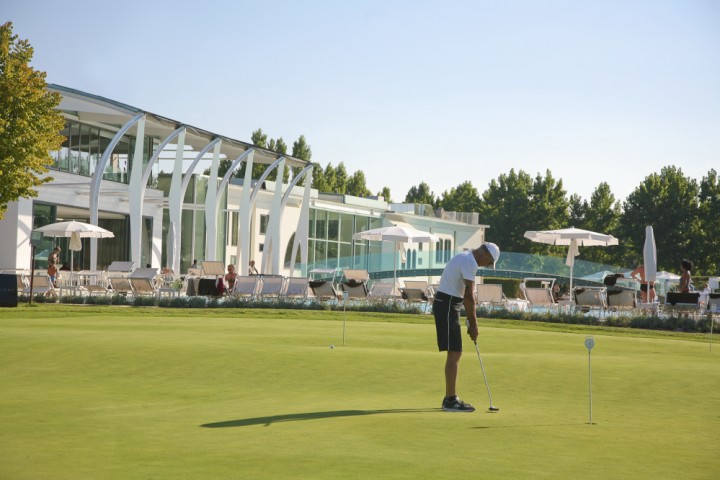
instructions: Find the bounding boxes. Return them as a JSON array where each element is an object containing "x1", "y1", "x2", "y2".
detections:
[
  {"x1": 472, "y1": 422, "x2": 588, "y2": 429},
  {"x1": 201, "y1": 408, "x2": 437, "y2": 428}
]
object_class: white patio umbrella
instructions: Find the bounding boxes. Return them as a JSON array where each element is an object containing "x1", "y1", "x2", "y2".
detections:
[
  {"x1": 642, "y1": 225, "x2": 657, "y2": 302},
  {"x1": 643, "y1": 226, "x2": 657, "y2": 283},
  {"x1": 353, "y1": 224, "x2": 439, "y2": 294},
  {"x1": 34, "y1": 221, "x2": 115, "y2": 285},
  {"x1": 523, "y1": 227, "x2": 619, "y2": 293}
]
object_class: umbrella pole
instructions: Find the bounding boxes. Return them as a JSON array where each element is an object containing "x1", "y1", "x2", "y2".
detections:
[{"x1": 393, "y1": 247, "x2": 398, "y2": 296}]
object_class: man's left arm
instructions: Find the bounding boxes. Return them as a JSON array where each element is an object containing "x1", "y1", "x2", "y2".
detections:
[{"x1": 463, "y1": 279, "x2": 478, "y2": 341}]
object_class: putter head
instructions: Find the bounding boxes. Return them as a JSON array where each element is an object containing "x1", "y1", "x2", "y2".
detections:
[{"x1": 488, "y1": 406, "x2": 500, "y2": 412}]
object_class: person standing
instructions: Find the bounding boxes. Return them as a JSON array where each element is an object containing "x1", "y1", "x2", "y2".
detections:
[
  {"x1": 630, "y1": 265, "x2": 656, "y2": 303},
  {"x1": 679, "y1": 259, "x2": 693, "y2": 293},
  {"x1": 248, "y1": 260, "x2": 259, "y2": 276},
  {"x1": 47, "y1": 259, "x2": 58, "y2": 287},
  {"x1": 48, "y1": 246, "x2": 61, "y2": 265},
  {"x1": 432, "y1": 242, "x2": 500, "y2": 412}
]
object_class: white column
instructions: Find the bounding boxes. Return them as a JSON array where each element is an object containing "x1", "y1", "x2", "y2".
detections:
[
  {"x1": 263, "y1": 158, "x2": 286, "y2": 274},
  {"x1": 287, "y1": 167, "x2": 313, "y2": 276},
  {"x1": 174, "y1": 138, "x2": 221, "y2": 271},
  {"x1": 167, "y1": 130, "x2": 186, "y2": 276},
  {"x1": 89, "y1": 113, "x2": 145, "y2": 270},
  {"x1": 204, "y1": 141, "x2": 222, "y2": 260},
  {"x1": 128, "y1": 116, "x2": 146, "y2": 266},
  {"x1": 236, "y1": 153, "x2": 255, "y2": 275}
]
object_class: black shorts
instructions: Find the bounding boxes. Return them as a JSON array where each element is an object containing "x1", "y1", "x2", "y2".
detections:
[
  {"x1": 433, "y1": 291, "x2": 463, "y2": 352},
  {"x1": 640, "y1": 284, "x2": 654, "y2": 292}
]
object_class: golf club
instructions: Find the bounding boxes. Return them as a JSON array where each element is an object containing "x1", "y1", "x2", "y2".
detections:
[{"x1": 467, "y1": 320, "x2": 499, "y2": 412}]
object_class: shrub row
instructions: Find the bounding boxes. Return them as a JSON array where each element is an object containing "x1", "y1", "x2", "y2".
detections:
[{"x1": 16, "y1": 295, "x2": 715, "y2": 334}]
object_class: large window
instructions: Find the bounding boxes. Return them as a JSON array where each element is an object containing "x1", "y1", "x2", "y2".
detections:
[
  {"x1": 50, "y1": 119, "x2": 159, "y2": 186},
  {"x1": 309, "y1": 208, "x2": 377, "y2": 271}
]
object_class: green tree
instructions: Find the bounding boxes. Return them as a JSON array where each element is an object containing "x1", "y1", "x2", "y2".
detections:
[
  {"x1": 334, "y1": 162, "x2": 348, "y2": 194},
  {"x1": 528, "y1": 170, "x2": 569, "y2": 231},
  {"x1": 251, "y1": 128, "x2": 268, "y2": 148},
  {"x1": 378, "y1": 186, "x2": 392, "y2": 203},
  {"x1": 238, "y1": 128, "x2": 294, "y2": 181},
  {"x1": 404, "y1": 182, "x2": 436, "y2": 206},
  {"x1": 438, "y1": 181, "x2": 481, "y2": 214},
  {"x1": 346, "y1": 170, "x2": 371, "y2": 197},
  {"x1": 477, "y1": 169, "x2": 536, "y2": 251},
  {"x1": 323, "y1": 163, "x2": 337, "y2": 192},
  {"x1": 696, "y1": 169, "x2": 720, "y2": 275},
  {"x1": 578, "y1": 182, "x2": 622, "y2": 265},
  {"x1": 268, "y1": 137, "x2": 287, "y2": 154},
  {"x1": 568, "y1": 194, "x2": 587, "y2": 228},
  {"x1": 292, "y1": 135, "x2": 312, "y2": 161},
  {"x1": 0, "y1": 22, "x2": 64, "y2": 219},
  {"x1": 620, "y1": 166, "x2": 700, "y2": 273},
  {"x1": 310, "y1": 161, "x2": 331, "y2": 192}
]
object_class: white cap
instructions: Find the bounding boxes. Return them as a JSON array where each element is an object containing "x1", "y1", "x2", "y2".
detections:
[{"x1": 483, "y1": 242, "x2": 500, "y2": 269}]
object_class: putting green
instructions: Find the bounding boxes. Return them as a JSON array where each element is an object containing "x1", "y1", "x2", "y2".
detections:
[{"x1": 1, "y1": 307, "x2": 718, "y2": 479}]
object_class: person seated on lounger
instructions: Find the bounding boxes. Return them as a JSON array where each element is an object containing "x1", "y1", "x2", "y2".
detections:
[
  {"x1": 225, "y1": 264, "x2": 238, "y2": 293},
  {"x1": 630, "y1": 265, "x2": 656, "y2": 303},
  {"x1": 248, "y1": 260, "x2": 259, "y2": 276}
]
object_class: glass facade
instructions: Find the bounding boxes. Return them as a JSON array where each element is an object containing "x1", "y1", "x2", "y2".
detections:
[
  {"x1": 157, "y1": 173, "x2": 214, "y2": 273},
  {"x1": 306, "y1": 208, "x2": 381, "y2": 271},
  {"x1": 49, "y1": 119, "x2": 160, "y2": 187},
  {"x1": 31, "y1": 203, "x2": 132, "y2": 271}
]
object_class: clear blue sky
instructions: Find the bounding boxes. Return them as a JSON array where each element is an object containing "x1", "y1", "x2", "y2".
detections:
[{"x1": 5, "y1": 0, "x2": 720, "y2": 203}]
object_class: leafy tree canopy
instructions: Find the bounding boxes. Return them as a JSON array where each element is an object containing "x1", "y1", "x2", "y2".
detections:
[
  {"x1": 0, "y1": 22, "x2": 64, "y2": 219},
  {"x1": 404, "y1": 182, "x2": 436, "y2": 206}
]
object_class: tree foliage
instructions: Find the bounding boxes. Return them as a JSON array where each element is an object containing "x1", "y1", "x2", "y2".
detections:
[
  {"x1": 346, "y1": 170, "x2": 371, "y2": 197},
  {"x1": 620, "y1": 166, "x2": 700, "y2": 273},
  {"x1": 404, "y1": 182, "x2": 436, "y2": 206},
  {"x1": 437, "y1": 181, "x2": 481, "y2": 214},
  {"x1": 0, "y1": 22, "x2": 64, "y2": 219},
  {"x1": 570, "y1": 182, "x2": 622, "y2": 264},
  {"x1": 697, "y1": 169, "x2": 720, "y2": 274},
  {"x1": 477, "y1": 169, "x2": 535, "y2": 252}
]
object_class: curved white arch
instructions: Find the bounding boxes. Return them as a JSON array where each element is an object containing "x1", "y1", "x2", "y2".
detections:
[{"x1": 88, "y1": 112, "x2": 145, "y2": 270}]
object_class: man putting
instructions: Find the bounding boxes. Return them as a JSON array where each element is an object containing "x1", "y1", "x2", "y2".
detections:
[{"x1": 433, "y1": 242, "x2": 500, "y2": 412}]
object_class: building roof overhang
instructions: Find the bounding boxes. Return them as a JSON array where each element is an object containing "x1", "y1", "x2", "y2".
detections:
[{"x1": 49, "y1": 84, "x2": 308, "y2": 168}]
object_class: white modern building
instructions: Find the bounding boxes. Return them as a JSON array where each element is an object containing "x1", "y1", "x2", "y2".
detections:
[{"x1": 0, "y1": 85, "x2": 488, "y2": 282}]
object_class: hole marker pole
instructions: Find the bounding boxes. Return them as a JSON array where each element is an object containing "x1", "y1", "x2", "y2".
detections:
[
  {"x1": 342, "y1": 290, "x2": 348, "y2": 346},
  {"x1": 585, "y1": 336, "x2": 595, "y2": 425}
]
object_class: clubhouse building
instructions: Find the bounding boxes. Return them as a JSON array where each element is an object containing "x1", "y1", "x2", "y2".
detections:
[{"x1": 0, "y1": 85, "x2": 488, "y2": 281}]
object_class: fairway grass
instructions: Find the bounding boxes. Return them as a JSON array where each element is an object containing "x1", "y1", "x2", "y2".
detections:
[{"x1": 1, "y1": 306, "x2": 718, "y2": 479}]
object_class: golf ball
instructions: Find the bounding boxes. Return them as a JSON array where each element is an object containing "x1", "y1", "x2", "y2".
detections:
[{"x1": 330, "y1": 345, "x2": 334, "y2": 349}]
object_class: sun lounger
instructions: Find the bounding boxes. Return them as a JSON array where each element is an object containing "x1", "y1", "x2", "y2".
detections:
[
  {"x1": 663, "y1": 292, "x2": 702, "y2": 317},
  {"x1": 367, "y1": 282, "x2": 399, "y2": 301},
  {"x1": 108, "y1": 277, "x2": 134, "y2": 296},
  {"x1": 476, "y1": 283, "x2": 507, "y2": 307},
  {"x1": 606, "y1": 289, "x2": 636, "y2": 311},
  {"x1": 284, "y1": 277, "x2": 310, "y2": 302},
  {"x1": 231, "y1": 276, "x2": 261, "y2": 299},
  {"x1": 259, "y1": 275, "x2": 287, "y2": 300},
  {"x1": 309, "y1": 280, "x2": 340, "y2": 301},
  {"x1": 340, "y1": 269, "x2": 370, "y2": 300},
  {"x1": 574, "y1": 286, "x2": 608, "y2": 316},
  {"x1": 129, "y1": 277, "x2": 157, "y2": 296},
  {"x1": 200, "y1": 261, "x2": 225, "y2": 277},
  {"x1": 23, "y1": 275, "x2": 57, "y2": 296},
  {"x1": 521, "y1": 278, "x2": 557, "y2": 312}
]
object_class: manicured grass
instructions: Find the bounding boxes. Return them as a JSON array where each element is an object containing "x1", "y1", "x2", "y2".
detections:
[{"x1": 1, "y1": 305, "x2": 718, "y2": 479}]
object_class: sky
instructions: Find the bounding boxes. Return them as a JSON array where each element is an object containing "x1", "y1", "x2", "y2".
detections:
[{"x1": 5, "y1": 0, "x2": 720, "y2": 203}]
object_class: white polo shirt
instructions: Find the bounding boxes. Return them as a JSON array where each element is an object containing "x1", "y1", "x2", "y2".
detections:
[{"x1": 437, "y1": 250, "x2": 478, "y2": 299}]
